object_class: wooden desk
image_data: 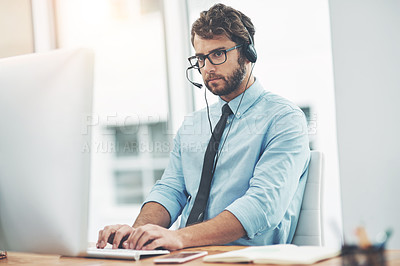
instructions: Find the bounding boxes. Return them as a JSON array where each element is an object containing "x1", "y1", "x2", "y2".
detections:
[{"x1": 2, "y1": 246, "x2": 400, "y2": 265}]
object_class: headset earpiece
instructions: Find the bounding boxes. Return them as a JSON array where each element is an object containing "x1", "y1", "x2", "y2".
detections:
[
  {"x1": 244, "y1": 40, "x2": 257, "y2": 63},
  {"x1": 241, "y1": 18, "x2": 257, "y2": 63}
]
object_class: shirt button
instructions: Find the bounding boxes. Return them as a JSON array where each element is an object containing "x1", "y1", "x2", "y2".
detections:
[{"x1": 237, "y1": 112, "x2": 241, "y2": 116}]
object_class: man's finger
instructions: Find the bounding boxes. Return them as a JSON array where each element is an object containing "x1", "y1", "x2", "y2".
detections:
[
  {"x1": 142, "y1": 238, "x2": 163, "y2": 250},
  {"x1": 112, "y1": 226, "x2": 133, "y2": 249},
  {"x1": 97, "y1": 227, "x2": 114, "y2": 248},
  {"x1": 136, "y1": 229, "x2": 161, "y2": 250},
  {"x1": 96, "y1": 229, "x2": 104, "y2": 248},
  {"x1": 126, "y1": 226, "x2": 146, "y2": 249},
  {"x1": 118, "y1": 235, "x2": 130, "y2": 248},
  {"x1": 107, "y1": 232, "x2": 115, "y2": 244},
  {"x1": 96, "y1": 224, "x2": 122, "y2": 249},
  {"x1": 107, "y1": 231, "x2": 128, "y2": 247}
]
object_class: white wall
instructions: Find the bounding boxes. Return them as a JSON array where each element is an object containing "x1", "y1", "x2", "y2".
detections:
[
  {"x1": 0, "y1": 0, "x2": 34, "y2": 58},
  {"x1": 329, "y1": 0, "x2": 400, "y2": 248}
]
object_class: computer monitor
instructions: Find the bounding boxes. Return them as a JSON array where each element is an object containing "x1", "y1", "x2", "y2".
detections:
[
  {"x1": 0, "y1": 48, "x2": 94, "y2": 255},
  {"x1": 330, "y1": 1, "x2": 400, "y2": 248}
]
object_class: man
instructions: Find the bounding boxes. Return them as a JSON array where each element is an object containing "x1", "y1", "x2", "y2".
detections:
[{"x1": 97, "y1": 3, "x2": 310, "y2": 251}]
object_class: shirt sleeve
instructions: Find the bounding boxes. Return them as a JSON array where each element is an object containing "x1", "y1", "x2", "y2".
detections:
[
  {"x1": 225, "y1": 109, "x2": 310, "y2": 239},
  {"x1": 143, "y1": 127, "x2": 188, "y2": 227}
]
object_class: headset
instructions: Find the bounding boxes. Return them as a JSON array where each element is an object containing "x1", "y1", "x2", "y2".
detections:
[{"x1": 241, "y1": 18, "x2": 257, "y2": 63}]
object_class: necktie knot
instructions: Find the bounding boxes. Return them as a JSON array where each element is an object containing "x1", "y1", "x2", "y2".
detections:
[{"x1": 222, "y1": 104, "x2": 233, "y2": 115}]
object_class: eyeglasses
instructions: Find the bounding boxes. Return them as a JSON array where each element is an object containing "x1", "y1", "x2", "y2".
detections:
[
  {"x1": 188, "y1": 44, "x2": 243, "y2": 69},
  {"x1": 0, "y1": 250, "x2": 6, "y2": 260}
]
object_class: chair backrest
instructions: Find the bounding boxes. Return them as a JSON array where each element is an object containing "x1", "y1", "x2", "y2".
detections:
[{"x1": 292, "y1": 151, "x2": 324, "y2": 246}]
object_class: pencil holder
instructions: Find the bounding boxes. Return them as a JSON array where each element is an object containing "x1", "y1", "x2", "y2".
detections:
[{"x1": 341, "y1": 245, "x2": 386, "y2": 266}]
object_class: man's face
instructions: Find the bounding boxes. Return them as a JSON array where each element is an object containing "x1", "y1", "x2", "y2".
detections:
[{"x1": 193, "y1": 34, "x2": 247, "y2": 99}]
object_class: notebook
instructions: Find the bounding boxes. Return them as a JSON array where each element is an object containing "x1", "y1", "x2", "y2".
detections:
[{"x1": 203, "y1": 245, "x2": 340, "y2": 265}]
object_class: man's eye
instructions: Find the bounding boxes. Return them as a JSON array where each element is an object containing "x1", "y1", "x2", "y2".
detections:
[
  {"x1": 213, "y1": 51, "x2": 224, "y2": 57},
  {"x1": 197, "y1": 56, "x2": 205, "y2": 62}
]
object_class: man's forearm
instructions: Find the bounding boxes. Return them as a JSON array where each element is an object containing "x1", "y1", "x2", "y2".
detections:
[
  {"x1": 133, "y1": 202, "x2": 171, "y2": 228},
  {"x1": 177, "y1": 210, "x2": 246, "y2": 248}
]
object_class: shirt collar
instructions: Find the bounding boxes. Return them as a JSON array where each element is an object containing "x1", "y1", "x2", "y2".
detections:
[{"x1": 218, "y1": 78, "x2": 264, "y2": 119}]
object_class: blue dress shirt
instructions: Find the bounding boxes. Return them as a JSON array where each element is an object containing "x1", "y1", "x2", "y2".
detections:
[{"x1": 144, "y1": 78, "x2": 310, "y2": 245}]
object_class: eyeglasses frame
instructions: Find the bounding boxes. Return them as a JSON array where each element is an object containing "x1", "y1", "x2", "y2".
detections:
[{"x1": 188, "y1": 44, "x2": 243, "y2": 69}]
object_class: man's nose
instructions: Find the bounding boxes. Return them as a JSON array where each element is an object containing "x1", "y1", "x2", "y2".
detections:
[{"x1": 203, "y1": 58, "x2": 216, "y2": 73}]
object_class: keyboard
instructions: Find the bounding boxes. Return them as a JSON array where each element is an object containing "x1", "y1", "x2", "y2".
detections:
[{"x1": 86, "y1": 247, "x2": 170, "y2": 260}]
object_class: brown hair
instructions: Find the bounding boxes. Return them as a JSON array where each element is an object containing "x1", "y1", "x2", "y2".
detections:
[{"x1": 191, "y1": 3, "x2": 255, "y2": 57}]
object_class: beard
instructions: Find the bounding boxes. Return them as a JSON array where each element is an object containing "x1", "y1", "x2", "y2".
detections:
[{"x1": 204, "y1": 57, "x2": 247, "y2": 96}]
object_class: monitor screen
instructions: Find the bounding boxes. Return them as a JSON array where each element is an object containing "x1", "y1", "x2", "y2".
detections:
[{"x1": 0, "y1": 48, "x2": 94, "y2": 255}]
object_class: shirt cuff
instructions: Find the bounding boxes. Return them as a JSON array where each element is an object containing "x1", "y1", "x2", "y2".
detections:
[
  {"x1": 225, "y1": 197, "x2": 269, "y2": 239},
  {"x1": 143, "y1": 187, "x2": 184, "y2": 227}
]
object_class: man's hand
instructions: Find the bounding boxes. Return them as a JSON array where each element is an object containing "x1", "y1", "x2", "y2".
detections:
[
  {"x1": 96, "y1": 208, "x2": 245, "y2": 251},
  {"x1": 96, "y1": 202, "x2": 172, "y2": 249},
  {"x1": 96, "y1": 223, "x2": 183, "y2": 251},
  {"x1": 124, "y1": 224, "x2": 184, "y2": 251},
  {"x1": 96, "y1": 224, "x2": 134, "y2": 249}
]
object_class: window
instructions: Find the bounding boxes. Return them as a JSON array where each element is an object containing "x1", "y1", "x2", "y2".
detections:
[
  {"x1": 54, "y1": 0, "x2": 171, "y2": 239},
  {"x1": 111, "y1": 122, "x2": 170, "y2": 205}
]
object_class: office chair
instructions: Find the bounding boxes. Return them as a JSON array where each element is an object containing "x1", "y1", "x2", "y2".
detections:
[{"x1": 292, "y1": 151, "x2": 324, "y2": 246}]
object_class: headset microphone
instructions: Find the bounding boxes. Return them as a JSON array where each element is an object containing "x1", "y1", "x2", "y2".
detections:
[{"x1": 186, "y1": 66, "x2": 203, "y2": 89}]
